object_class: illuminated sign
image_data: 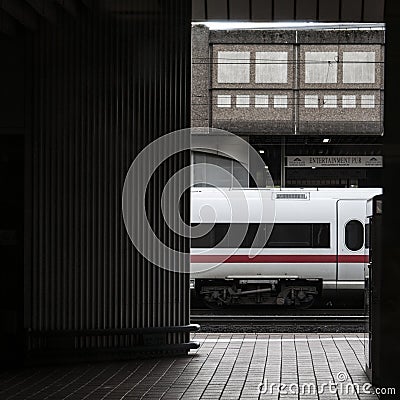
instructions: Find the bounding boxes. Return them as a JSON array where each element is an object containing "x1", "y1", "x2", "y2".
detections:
[{"x1": 286, "y1": 156, "x2": 382, "y2": 167}]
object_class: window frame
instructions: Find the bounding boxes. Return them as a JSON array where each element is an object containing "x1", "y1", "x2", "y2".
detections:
[
  {"x1": 191, "y1": 222, "x2": 331, "y2": 249},
  {"x1": 344, "y1": 219, "x2": 364, "y2": 252}
]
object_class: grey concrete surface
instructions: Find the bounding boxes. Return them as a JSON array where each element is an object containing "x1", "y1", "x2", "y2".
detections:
[{"x1": 0, "y1": 333, "x2": 382, "y2": 399}]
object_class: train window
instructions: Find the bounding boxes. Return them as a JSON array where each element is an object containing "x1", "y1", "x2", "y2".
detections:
[
  {"x1": 365, "y1": 223, "x2": 370, "y2": 249},
  {"x1": 244, "y1": 223, "x2": 272, "y2": 248},
  {"x1": 312, "y1": 223, "x2": 330, "y2": 248},
  {"x1": 266, "y1": 223, "x2": 329, "y2": 248},
  {"x1": 218, "y1": 223, "x2": 269, "y2": 248},
  {"x1": 190, "y1": 223, "x2": 216, "y2": 248},
  {"x1": 191, "y1": 223, "x2": 231, "y2": 248},
  {"x1": 226, "y1": 224, "x2": 251, "y2": 248},
  {"x1": 191, "y1": 223, "x2": 330, "y2": 248},
  {"x1": 345, "y1": 220, "x2": 364, "y2": 251},
  {"x1": 266, "y1": 224, "x2": 312, "y2": 248},
  {"x1": 216, "y1": 224, "x2": 230, "y2": 247}
]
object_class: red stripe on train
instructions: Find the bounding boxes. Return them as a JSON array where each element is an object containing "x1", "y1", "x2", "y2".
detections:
[{"x1": 190, "y1": 255, "x2": 368, "y2": 263}]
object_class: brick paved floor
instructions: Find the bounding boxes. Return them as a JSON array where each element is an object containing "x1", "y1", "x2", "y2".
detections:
[{"x1": 0, "y1": 333, "x2": 379, "y2": 399}]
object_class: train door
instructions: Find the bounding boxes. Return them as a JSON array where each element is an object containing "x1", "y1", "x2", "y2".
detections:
[{"x1": 337, "y1": 199, "x2": 366, "y2": 305}]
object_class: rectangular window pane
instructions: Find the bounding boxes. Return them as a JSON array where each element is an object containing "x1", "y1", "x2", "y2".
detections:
[
  {"x1": 365, "y1": 223, "x2": 370, "y2": 249},
  {"x1": 342, "y1": 95, "x2": 356, "y2": 108},
  {"x1": 305, "y1": 52, "x2": 338, "y2": 84},
  {"x1": 191, "y1": 223, "x2": 330, "y2": 248},
  {"x1": 215, "y1": 224, "x2": 230, "y2": 247},
  {"x1": 312, "y1": 223, "x2": 330, "y2": 248},
  {"x1": 217, "y1": 51, "x2": 250, "y2": 83},
  {"x1": 217, "y1": 94, "x2": 231, "y2": 108},
  {"x1": 304, "y1": 95, "x2": 318, "y2": 108},
  {"x1": 191, "y1": 223, "x2": 215, "y2": 248},
  {"x1": 192, "y1": 152, "x2": 206, "y2": 187},
  {"x1": 255, "y1": 51, "x2": 288, "y2": 83},
  {"x1": 361, "y1": 94, "x2": 375, "y2": 108},
  {"x1": 323, "y1": 95, "x2": 337, "y2": 108},
  {"x1": 267, "y1": 224, "x2": 312, "y2": 248},
  {"x1": 274, "y1": 95, "x2": 288, "y2": 108},
  {"x1": 255, "y1": 94, "x2": 269, "y2": 108},
  {"x1": 343, "y1": 52, "x2": 375, "y2": 84},
  {"x1": 242, "y1": 223, "x2": 271, "y2": 248},
  {"x1": 236, "y1": 94, "x2": 250, "y2": 108},
  {"x1": 232, "y1": 161, "x2": 249, "y2": 187}
]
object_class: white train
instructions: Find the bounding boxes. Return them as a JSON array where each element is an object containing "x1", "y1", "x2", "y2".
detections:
[{"x1": 190, "y1": 187, "x2": 382, "y2": 308}]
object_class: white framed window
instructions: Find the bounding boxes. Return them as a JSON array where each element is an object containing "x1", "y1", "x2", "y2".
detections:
[
  {"x1": 323, "y1": 95, "x2": 337, "y2": 108},
  {"x1": 361, "y1": 94, "x2": 375, "y2": 108},
  {"x1": 305, "y1": 52, "x2": 338, "y2": 84},
  {"x1": 217, "y1": 95, "x2": 231, "y2": 108},
  {"x1": 342, "y1": 95, "x2": 356, "y2": 108},
  {"x1": 217, "y1": 51, "x2": 250, "y2": 84},
  {"x1": 255, "y1": 52, "x2": 288, "y2": 84},
  {"x1": 274, "y1": 95, "x2": 287, "y2": 108},
  {"x1": 236, "y1": 95, "x2": 250, "y2": 108},
  {"x1": 255, "y1": 95, "x2": 269, "y2": 108},
  {"x1": 343, "y1": 52, "x2": 375, "y2": 84},
  {"x1": 304, "y1": 95, "x2": 319, "y2": 108},
  {"x1": 192, "y1": 152, "x2": 249, "y2": 188}
]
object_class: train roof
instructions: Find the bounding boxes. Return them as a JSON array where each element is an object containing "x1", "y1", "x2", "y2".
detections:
[
  {"x1": 191, "y1": 187, "x2": 382, "y2": 222},
  {"x1": 191, "y1": 187, "x2": 382, "y2": 200}
]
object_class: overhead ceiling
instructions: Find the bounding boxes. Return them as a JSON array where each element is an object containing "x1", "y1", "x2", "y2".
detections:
[
  {"x1": 192, "y1": 0, "x2": 385, "y2": 22},
  {"x1": 1, "y1": 0, "x2": 385, "y2": 36},
  {"x1": 0, "y1": 0, "x2": 92, "y2": 35},
  {"x1": 249, "y1": 135, "x2": 383, "y2": 145},
  {"x1": 0, "y1": 0, "x2": 165, "y2": 36}
]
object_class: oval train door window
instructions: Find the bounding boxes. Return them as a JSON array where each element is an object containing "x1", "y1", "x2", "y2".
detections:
[{"x1": 345, "y1": 220, "x2": 364, "y2": 251}]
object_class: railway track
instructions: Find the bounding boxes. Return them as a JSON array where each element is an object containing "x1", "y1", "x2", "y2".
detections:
[
  {"x1": 190, "y1": 308, "x2": 366, "y2": 327},
  {"x1": 191, "y1": 313, "x2": 366, "y2": 324}
]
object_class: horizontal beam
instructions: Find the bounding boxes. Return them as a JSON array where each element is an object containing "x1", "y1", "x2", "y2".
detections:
[
  {"x1": 54, "y1": 0, "x2": 79, "y2": 18},
  {"x1": 79, "y1": 0, "x2": 92, "y2": 8},
  {"x1": 29, "y1": 324, "x2": 201, "y2": 336},
  {"x1": 24, "y1": 0, "x2": 57, "y2": 24},
  {"x1": 0, "y1": 0, "x2": 38, "y2": 30}
]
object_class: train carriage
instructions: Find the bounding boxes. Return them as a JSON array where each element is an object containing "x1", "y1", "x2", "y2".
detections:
[{"x1": 190, "y1": 187, "x2": 382, "y2": 308}]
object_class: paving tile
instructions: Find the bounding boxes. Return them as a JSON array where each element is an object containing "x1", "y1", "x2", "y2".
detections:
[{"x1": 0, "y1": 333, "x2": 380, "y2": 400}]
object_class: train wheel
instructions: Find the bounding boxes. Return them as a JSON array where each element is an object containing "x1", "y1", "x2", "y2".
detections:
[
  {"x1": 294, "y1": 294, "x2": 315, "y2": 310},
  {"x1": 202, "y1": 297, "x2": 228, "y2": 310},
  {"x1": 201, "y1": 289, "x2": 231, "y2": 309},
  {"x1": 202, "y1": 292, "x2": 231, "y2": 309}
]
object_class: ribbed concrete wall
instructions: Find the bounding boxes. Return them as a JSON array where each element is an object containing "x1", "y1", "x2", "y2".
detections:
[{"x1": 23, "y1": 1, "x2": 194, "y2": 362}]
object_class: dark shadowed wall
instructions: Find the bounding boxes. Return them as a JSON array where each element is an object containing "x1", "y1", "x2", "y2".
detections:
[{"x1": 0, "y1": 0, "x2": 193, "y2": 364}]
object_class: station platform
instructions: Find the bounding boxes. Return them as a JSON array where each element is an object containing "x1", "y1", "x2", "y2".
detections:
[{"x1": 0, "y1": 333, "x2": 378, "y2": 399}]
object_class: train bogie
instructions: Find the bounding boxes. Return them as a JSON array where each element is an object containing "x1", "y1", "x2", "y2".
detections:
[{"x1": 194, "y1": 278, "x2": 321, "y2": 309}]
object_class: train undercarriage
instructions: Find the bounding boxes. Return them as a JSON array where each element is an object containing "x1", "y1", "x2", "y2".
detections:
[{"x1": 192, "y1": 278, "x2": 322, "y2": 309}]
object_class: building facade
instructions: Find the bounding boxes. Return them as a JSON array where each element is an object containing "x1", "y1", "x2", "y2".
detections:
[{"x1": 192, "y1": 24, "x2": 383, "y2": 188}]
